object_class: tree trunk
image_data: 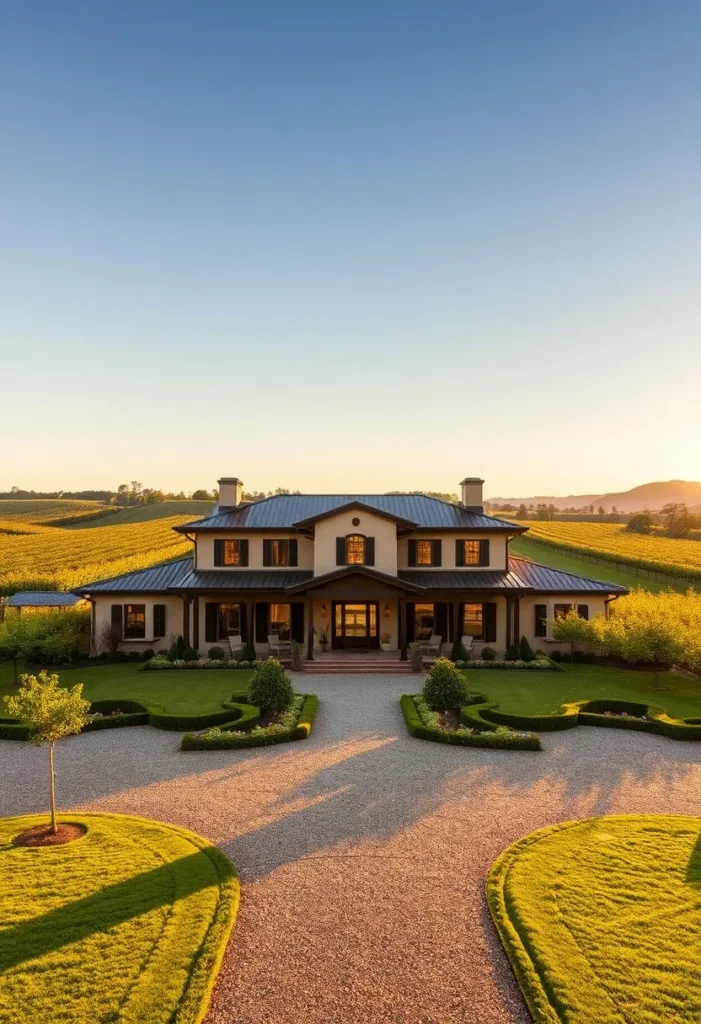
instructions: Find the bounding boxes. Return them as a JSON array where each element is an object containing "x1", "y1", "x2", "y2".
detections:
[{"x1": 49, "y1": 743, "x2": 57, "y2": 834}]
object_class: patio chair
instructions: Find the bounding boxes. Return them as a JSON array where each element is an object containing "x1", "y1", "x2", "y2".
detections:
[
  {"x1": 268, "y1": 633, "x2": 292, "y2": 658},
  {"x1": 460, "y1": 636, "x2": 475, "y2": 654},
  {"x1": 228, "y1": 633, "x2": 243, "y2": 657},
  {"x1": 420, "y1": 633, "x2": 443, "y2": 656}
]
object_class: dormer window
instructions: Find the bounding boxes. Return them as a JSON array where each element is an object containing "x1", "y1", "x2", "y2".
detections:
[{"x1": 346, "y1": 535, "x2": 365, "y2": 564}]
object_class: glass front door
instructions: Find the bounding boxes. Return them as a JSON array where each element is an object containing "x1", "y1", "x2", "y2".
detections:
[{"x1": 332, "y1": 602, "x2": 379, "y2": 649}]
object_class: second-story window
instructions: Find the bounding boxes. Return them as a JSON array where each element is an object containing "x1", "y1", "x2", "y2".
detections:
[
  {"x1": 346, "y1": 534, "x2": 365, "y2": 564},
  {"x1": 408, "y1": 539, "x2": 442, "y2": 566},
  {"x1": 214, "y1": 539, "x2": 249, "y2": 567},
  {"x1": 336, "y1": 534, "x2": 375, "y2": 566},
  {"x1": 263, "y1": 539, "x2": 298, "y2": 567},
  {"x1": 456, "y1": 539, "x2": 489, "y2": 567}
]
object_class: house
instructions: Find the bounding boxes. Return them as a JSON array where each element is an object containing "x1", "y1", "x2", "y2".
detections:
[{"x1": 75, "y1": 475, "x2": 627, "y2": 659}]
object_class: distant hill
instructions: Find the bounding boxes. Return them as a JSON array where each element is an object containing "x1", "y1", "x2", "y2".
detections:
[
  {"x1": 66, "y1": 500, "x2": 214, "y2": 527},
  {"x1": 487, "y1": 480, "x2": 701, "y2": 513}
]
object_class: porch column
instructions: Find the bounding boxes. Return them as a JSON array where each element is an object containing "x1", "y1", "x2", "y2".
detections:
[
  {"x1": 505, "y1": 596, "x2": 513, "y2": 651},
  {"x1": 182, "y1": 597, "x2": 191, "y2": 645},
  {"x1": 398, "y1": 597, "x2": 407, "y2": 660},
  {"x1": 452, "y1": 600, "x2": 460, "y2": 647},
  {"x1": 251, "y1": 601, "x2": 256, "y2": 656},
  {"x1": 192, "y1": 596, "x2": 200, "y2": 650},
  {"x1": 307, "y1": 598, "x2": 314, "y2": 660},
  {"x1": 245, "y1": 600, "x2": 253, "y2": 646},
  {"x1": 513, "y1": 596, "x2": 521, "y2": 646}
]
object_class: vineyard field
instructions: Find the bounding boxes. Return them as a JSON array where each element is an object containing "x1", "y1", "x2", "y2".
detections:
[
  {"x1": 0, "y1": 516, "x2": 194, "y2": 593},
  {"x1": 518, "y1": 521, "x2": 701, "y2": 583},
  {"x1": 67, "y1": 500, "x2": 213, "y2": 527},
  {"x1": 0, "y1": 499, "x2": 116, "y2": 526}
]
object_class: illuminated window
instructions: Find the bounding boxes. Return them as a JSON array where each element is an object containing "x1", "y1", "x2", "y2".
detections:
[
  {"x1": 414, "y1": 603, "x2": 435, "y2": 639},
  {"x1": 554, "y1": 603, "x2": 574, "y2": 621},
  {"x1": 346, "y1": 535, "x2": 365, "y2": 564},
  {"x1": 270, "y1": 603, "x2": 291, "y2": 640},
  {"x1": 223, "y1": 540, "x2": 242, "y2": 565},
  {"x1": 463, "y1": 604, "x2": 484, "y2": 638},
  {"x1": 124, "y1": 604, "x2": 146, "y2": 639},
  {"x1": 415, "y1": 540, "x2": 433, "y2": 565},
  {"x1": 463, "y1": 541, "x2": 481, "y2": 565},
  {"x1": 219, "y1": 603, "x2": 241, "y2": 637}
]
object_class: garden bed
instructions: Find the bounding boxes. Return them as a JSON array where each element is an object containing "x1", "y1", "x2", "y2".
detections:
[
  {"x1": 400, "y1": 694, "x2": 542, "y2": 750},
  {"x1": 181, "y1": 694, "x2": 318, "y2": 750},
  {"x1": 455, "y1": 657, "x2": 563, "y2": 671}
]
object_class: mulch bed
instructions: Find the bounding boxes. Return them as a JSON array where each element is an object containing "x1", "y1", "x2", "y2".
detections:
[{"x1": 13, "y1": 822, "x2": 88, "y2": 847}]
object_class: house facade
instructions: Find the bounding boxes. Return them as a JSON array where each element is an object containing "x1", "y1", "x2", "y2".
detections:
[{"x1": 76, "y1": 475, "x2": 627, "y2": 659}]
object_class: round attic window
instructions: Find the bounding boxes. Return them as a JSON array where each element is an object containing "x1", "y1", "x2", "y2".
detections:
[{"x1": 352, "y1": 517, "x2": 360, "y2": 526}]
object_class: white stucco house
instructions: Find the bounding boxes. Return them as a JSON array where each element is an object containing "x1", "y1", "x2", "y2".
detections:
[{"x1": 75, "y1": 475, "x2": 627, "y2": 659}]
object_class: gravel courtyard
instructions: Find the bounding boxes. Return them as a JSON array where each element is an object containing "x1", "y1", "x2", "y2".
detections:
[{"x1": 2, "y1": 673, "x2": 701, "y2": 1024}]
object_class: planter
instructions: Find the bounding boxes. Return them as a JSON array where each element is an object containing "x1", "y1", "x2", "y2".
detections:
[
  {"x1": 319, "y1": 642, "x2": 329, "y2": 654},
  {"x1": 410, "y1": 652, "x2": 424, "y2": 673},
  {"x1": 380, "y1": 643, "x2": 392, "y2": 652},
  {"x1": 291, "y1": 654, "x2": 304, "y2": 672}
]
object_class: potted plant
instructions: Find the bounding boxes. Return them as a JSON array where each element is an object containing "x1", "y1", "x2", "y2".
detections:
[
  {"x1": 290, "y1": 640, "x2": 305, "y2": 672},
  {"x1": 380, "y1": 631, "x2": 392, "y2": 652},
  {"x1": 315, "y1": 625, "x2": 330, "y2": 653},
  {"x1": 408, "y1": 640, "x2": 424, "y2": 673}
]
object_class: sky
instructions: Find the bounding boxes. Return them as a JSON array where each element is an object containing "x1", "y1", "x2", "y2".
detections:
[{"x1": 1, "y1": 0, "x2": 700, "y2": 499}]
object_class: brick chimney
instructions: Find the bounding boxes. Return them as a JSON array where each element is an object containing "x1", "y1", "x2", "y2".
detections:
[
  {"x1": 460, "y1": 477, "x2": 484, "y2": 510},
  {"x1": 218, "y1": 477, "x2": 244, "y2": 510}
]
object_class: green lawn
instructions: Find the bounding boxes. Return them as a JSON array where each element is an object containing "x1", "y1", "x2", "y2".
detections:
[
  {"x1": 0, "y1": 812, "x2": 238, "y2": 1024},
  {"x1": 468, "y1": 663, "x2": 701, "y2": 720},
  {"x1": 488, "y1": 815, "x2": 701, "y2": 1023},
  {"x1": 0, "y1": 661, "x2": 253, "y2": 715},
  {"x1": 511, "y1": 535, "x2": 691, "y2": 593}
]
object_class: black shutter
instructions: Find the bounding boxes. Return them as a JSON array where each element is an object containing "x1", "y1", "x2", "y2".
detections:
[
  {"x1": 239, "y1": 603, "x2": 248, "y2": 640},
  {"x1": 455, "y1": 540, "x2": 465, "y2": 567},
  {"x1": 154, "y1": 604, "x2": 166, "y2": 638},
  {"x1": 458, "y1": 603, "x2": 465, "y2": 640},
  {"x1": 406, "y1": 602, "x2": 415, "y2": 643},
  {"x1": 484, "y1": 602, "x2": 497, "y2": 643},
  {"x1": 479, "y1": 539, "x2": 490, "y2": 566},
  {"x1": 256, "y1": 603, "x2": 269, "y2": 643},
  {"x1": 289, "y1": 539, "x2": 298, "y2": 566},
  {"x1": 205, "y1": 602, "x2": 218, "y2": 643},
  {"x1": 408, "y1": 539, "x2": 417, "y2": 567},
  {"x1": 336, "y1": 537, "x2": 346, "y2": 565},
  {"x1": 435, "y1": 602, "x2": 448, "y2": 641},
  {"x1": 577, "y1": 604, "x2": 589, "y2": 620},
  {"x1": 535, "y1": 604, "x2": 547, "y2": 638},
  {"x1": 263, "y1": 539, "x2": 272, "y2": 566},
  {"x1": 213, "y1": 539, "x2": 224, "y2": 567},
  {"x1": 432, "y1": 539, "x2": 442, "y2": 566},
  {"x1": 239, "y1": 539, "x2": 249, "y2": 566},
  {"x1": 291, "y1": 603, "x2": 305, "y2": 642},
  {"x1": 365, "y1": 537, "x2": 375, "y2": 566},
  {"x1": 110, "y1": 604, "x2": 123, "y2": 640}
]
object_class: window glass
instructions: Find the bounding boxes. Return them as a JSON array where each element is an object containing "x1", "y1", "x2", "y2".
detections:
[
  {"x1": 124, "y1": 604, "x2": 146, "y2": 639},
  {"x1": 369, "y1": 603, "x2": 377, "y2": 637},
  {"x1": 554, "y1": 603, "x2": 573, "y2": 620},
  {"x1": 464, "y1": 541, "x2": 480, "y2": 566},
  {"x1": 271, "y1": 540, "x2": 289, "y2": 566},
  {"x1": 270, "y1": 603, "x2": 291, "y2": 640},
  {"x1": 219, "y1": 603, "x2": 241, "y2": 637},
  {"x1": 416, "y1": 540, "x2": 433, "y2": 565},
  {"x1": 346, "y1": 535, "x2": 365, "y2": 564},
  {"x1": 414, "y1": 603, "x2": 435, "y2": 639},
  {"x1": 223, "y1": 540, "x2": 241, "y2": 566},
  {"x1": 463, "y1": 603, "x2": 484, "y2": 638}
]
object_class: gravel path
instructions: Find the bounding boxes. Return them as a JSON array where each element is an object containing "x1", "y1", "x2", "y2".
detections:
[{"x1": 2, "y1": 673, "x2": 701, "y2": 1024}]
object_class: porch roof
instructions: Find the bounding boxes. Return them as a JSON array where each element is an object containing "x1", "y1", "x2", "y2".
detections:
[
  {"x1": 176, "y1": 568, "x2": 314, "y2": 591},
  {"x1": 398, "y1": 569, "x2": 529, "y2": 591},
  {"x1": 286, "y1": 565, "x2": 425, "y2": 594}
]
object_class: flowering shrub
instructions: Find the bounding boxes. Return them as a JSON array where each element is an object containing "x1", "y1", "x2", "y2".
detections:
[{"x1": 143, "y1": 656, "x2": 251, "y2": 671}]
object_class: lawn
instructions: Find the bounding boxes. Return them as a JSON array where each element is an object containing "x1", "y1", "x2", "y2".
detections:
[
  {"x1": 0, "y1": 661, "x2": 254, "y2": 715},
  {"x1": 488, "y1": 815, "x2": 701, "y2": 1023},
  {"x1": 0, "y1": 812, "x2": 238, "y2": 1024},
  {"x1": 468, "y1": 663, "x2": 701, "y2": 720}
]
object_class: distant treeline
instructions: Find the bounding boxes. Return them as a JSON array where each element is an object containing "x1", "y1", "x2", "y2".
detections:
[{"x1": 3, "y1": 485, "x2": 461, "y2": 506}]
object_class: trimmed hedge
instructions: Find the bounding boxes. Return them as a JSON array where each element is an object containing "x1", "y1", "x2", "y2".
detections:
[
  {"x1": 84, "y1": 699, "x2": 150, "y2": 731},
  {"x1": 181, "y1": 694, "x2": 318, "y2": 751},
  {"x1": 455, "y1": 657, "x2": 564, "y2": 671},
  {"x1": 147, "y1": 701, "x2": 261, "y2": 732},
  {"x1": 142, "y1": 656, "x2": 254, "y2": 671},
  {"x1": 400, "y1": 695, "x2": 542, "y2": 751},
  {"x1": 0, "y1": 717, "x2": 31, "y2": 740}
]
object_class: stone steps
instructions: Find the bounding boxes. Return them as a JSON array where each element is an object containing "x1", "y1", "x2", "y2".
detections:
[{"x1": 301, "y1": 659, "x2": 417, "y2": 674}]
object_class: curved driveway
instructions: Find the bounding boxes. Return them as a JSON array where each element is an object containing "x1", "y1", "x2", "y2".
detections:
[{"x1": 2, "y1": 673, "x2": 700, "y2": 1024}]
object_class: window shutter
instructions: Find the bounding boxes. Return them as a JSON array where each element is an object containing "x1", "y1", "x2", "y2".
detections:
[
  {"x1": 407, "y1": 539, "x2": 417, "y2": 567},
  {"x1": 435, "y1": 603, "x2": 448, "y2": 641},
  {"x1": 479, "y1": 539, "x2": 490, "y2": 566},
  {"x1": 110, "y1": 604, "x2": 123, "y2": 640},
  {"x1": 483, "y1": 603, "x2": 497, "y2": 643},
  {"x1": 455, "y1": 540, "x2": 465, "y2": 567},
  {"x1": 255, "y1": 603, "x2": 269, "y2": 643},
  {"x1": 336, "y1": 537, "x2": 346, "y2": 565},
  {"x1": 291, "y1": 603, "x2": 305, "y2": 642},
  {"x1": 263, "y1": 540, "x2": 272, "y2": 566},
  {"x1": 406, "y1": 602, "x2": 415, "y2": 643},
  {"x1": 365, "y1": 537, "x2": 375, "y2": 566},
  {"x1": 432, "y1": 539, "x2": 442, "y2": 566},
  {"x1": 577, "y1": 604, "x2": 589, "y2": 620},
  {"x1": 154, "y1": 604, "x2": 166, "y2": 638},
  {"x1": 458, "y1": 603, "x2": 465, "y2": 640},
  {"x1": 289, "y1": 539, "x2": 298, "y2": 566},
  {"x1": 213, "y1": 540, "x2": 224, "y2": 567},
  {"x1": 535, "y1": 604, "x2": 547, "y2": 638},
  {"x1": 239, "y1": 539, "x2": 249, "y2": 566},
  {"x1": 205, "y1": 603, "x2": 218, "y2": 643},
  {"x1": 239, "y1": 603, "x2": 248, "y2": 641}
]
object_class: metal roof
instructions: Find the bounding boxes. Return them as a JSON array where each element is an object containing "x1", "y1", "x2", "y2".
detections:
[
  {"x1": 174, "y1": 494, "x2": 523, "y2": 532},
  {"x1": 287, "y1": 566, "x2": 425, "y2": 594},
  {"x1": 398, "y1": 569, "x2": 528, "y2": 590},
  {"x1": 7, "y1": 591, "x2": 81, "y2": 607},
  {"x1": 509, "y1": 557, "x2": 628, "y2": 593},
  {"x1": 177, "y1": 568, "x2": 314, "y2": 591},
  {"x1": 74, "y1": 558, "x2": 193, "y2": 594}
]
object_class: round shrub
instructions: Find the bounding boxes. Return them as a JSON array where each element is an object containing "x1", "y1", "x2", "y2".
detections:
[
  {"x1": 422, "y1": 657, "x2": 469, "y2": 712},
  {"x1": 247, "y1": 658, "x2": 294, "y2": 712},
  {"x1": 481, "y1": 646, "x2": 497, "y2": 661},
  {"x1": 505, "y1": 643, "x2": 520, "y2": 661},
  {"x1": 142, "y1": 648, "x2": 155, "y2": 661},
  {"x1": 551, "y1": 650, "x2": 564, "y2": 661},
  {"x1": 208, "y1": 646, "x2": 226, "y2": 660},
  {"x1": 182, "y1": 646, "x2": 200, "y2": 662},
  {"x1": 450, "y1": 641, "x2": 469, "y2": 662}
]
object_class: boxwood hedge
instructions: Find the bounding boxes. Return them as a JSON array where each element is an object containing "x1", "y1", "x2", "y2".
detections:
[
  {"x1": 400, "y1": 695, "x2": 542, "y2": 751},
  {"x1": 181, "y1": 694, "x2": 318, "y2": 751}
]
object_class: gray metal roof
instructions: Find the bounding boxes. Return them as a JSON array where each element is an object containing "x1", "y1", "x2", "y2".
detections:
[
  {"x1": 175, "y1": 494, "x2": 522, "y2": 532},
  {"x1": 177, "y1": 568, "x2": 314, "y2": 591},
  {"x1": 74, "y1": 558, "x2": 193, "y2": 593},
  {"x1": 509, "y1": 557, "x2": 627, "y2": 593},
  {"x1": 7, "y1": 591, "x2": 81, "y2": 607},
  {"x1": 399, "y1": 569, "x2": 528, "y2": 590}
]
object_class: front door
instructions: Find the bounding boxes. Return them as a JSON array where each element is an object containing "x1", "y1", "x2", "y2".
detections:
[{"x1": 332, "y1": 602, "x2": 379, "y2": 649}]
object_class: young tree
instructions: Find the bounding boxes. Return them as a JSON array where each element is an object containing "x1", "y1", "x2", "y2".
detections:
[
  {"x1": 4, "y1": 672, "x2": 90, "y2": 833},
  {"x1": 596, "y1": 595, "x2": 684, "y2": 689},
  {"x1": 550, "y1": 609, "x2": 596, "y2": 666}
]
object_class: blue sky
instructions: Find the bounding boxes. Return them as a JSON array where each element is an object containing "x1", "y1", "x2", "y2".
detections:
[{"x1": 1, "y1": 1, "x2": 699, "y2": 498}]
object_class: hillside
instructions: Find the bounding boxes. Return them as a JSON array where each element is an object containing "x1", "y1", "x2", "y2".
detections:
[
  {"x1": 488, "y1": 480, "x2": 701, "y2": 513},
  {"x1": 0, "y1": 498, "x2": 117, "y2": 526},
  {"x1": 66, "y1": 500, "x2": 213, "y2": 527}
]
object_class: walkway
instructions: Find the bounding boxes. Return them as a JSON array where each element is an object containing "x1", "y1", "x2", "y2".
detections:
[{"x1": 2, "y1": 674, "x2": 700, "y2": 1023}]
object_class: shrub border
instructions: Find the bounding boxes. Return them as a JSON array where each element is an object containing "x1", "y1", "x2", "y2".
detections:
[
  {"x1": 181, "y1": 694, "x2": 318, "y2": 751},
  {"x1": 400, "y1": 695, "x2": 542, "y2": 751}
]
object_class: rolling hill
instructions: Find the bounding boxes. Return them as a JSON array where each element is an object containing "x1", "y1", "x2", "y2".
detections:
[{"x1": 488, "y1": 480, "x2": 701, "y2": 513}]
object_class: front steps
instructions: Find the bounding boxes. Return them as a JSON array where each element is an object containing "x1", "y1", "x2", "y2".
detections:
[{"x1": 299, "y1": 657, "x2": 429, "y2": 675}]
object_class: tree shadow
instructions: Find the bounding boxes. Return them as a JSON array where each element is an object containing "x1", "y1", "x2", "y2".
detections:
[{"x1": 686, "y1": 828, "x2": 701, "y2": 885}]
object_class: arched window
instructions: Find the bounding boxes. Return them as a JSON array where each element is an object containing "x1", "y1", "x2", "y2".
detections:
[{"x1": 346, "y1": 534, "x2": 365, "y2": 564}]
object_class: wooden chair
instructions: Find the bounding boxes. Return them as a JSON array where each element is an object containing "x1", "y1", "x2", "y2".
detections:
[
  {"x1": 461, "y1": 636, "x2": 475, "y2": 654},
  {"x1": 420, "y1": 633, "x2": 443, "y2": 656},
  {"x1": 268, "y1": 633, "x2": 291, "y2": 658},
  {"x1": 228, "y1": 633, "x2": 243, "y2": 657}
]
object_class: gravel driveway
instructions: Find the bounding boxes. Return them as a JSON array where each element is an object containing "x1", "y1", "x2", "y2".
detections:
[{"x1": 2, "y1": 673, "x2": 701, "y2": 1024}]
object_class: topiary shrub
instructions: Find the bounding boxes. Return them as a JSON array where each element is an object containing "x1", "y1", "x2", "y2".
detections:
[
  {"x1": 182, "y1": 646, "x2": 200, "y2": 662},
  {"x1": 237, "y1": 641, "x2": 256, "y2": 663},
  {"x1": 422, "y1": 657, "x2": 469, "y2": 712},
  {"x1": 481, "y1": 646, "x2": 497, "y2": 661},
  {"x1": 505, "y1": 643, "x2": 520, "y2": 661},
  {"x1": 450, "y1": 640, "x2": 469, "y2": 662},
  {"x1": 519, "y1": 636, "x2": 535, "y2": 662},
  {"x1": 551, "y1": 649, "x2": 564, "y2": 661},
  {"x1": 247, "y1": 658, "x2": 294, "y2": 713},
  {"x1": 167, "y1": 635, "x2": 188, "y2": 661},
  {"x1": 208, "y1": 646, "x2": 226, "y2": 660}
]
